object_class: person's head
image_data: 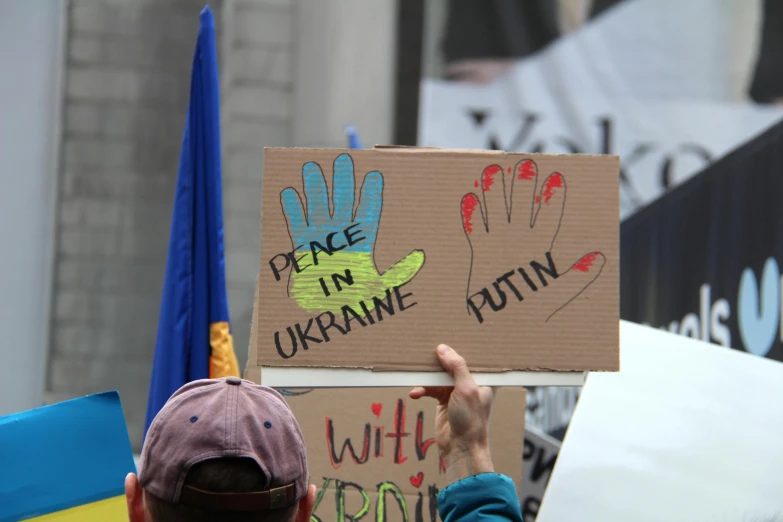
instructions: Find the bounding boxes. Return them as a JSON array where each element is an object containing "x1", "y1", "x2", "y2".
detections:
[{"x1": 125, "y1": 377, "x2": 316, "y2": 522}]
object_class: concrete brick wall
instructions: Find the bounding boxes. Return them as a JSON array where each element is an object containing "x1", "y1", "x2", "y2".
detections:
[
  {"x1": 220, "y1": 0, "x2": 295, "y2": 368},
  {"x1": 48, "y1": 0, "x2": 387, "y2": 451},
  {"x1": 49, "y1": 0, "x2": 296, "y2": 450},
  {"x1": 50, "y1": 0, "x2": 221, "y2": 451}
]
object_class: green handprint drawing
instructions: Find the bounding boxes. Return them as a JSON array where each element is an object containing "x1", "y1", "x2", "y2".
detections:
[{"x1": 279, "y1": 153, "x2": 425, "y2": 315}]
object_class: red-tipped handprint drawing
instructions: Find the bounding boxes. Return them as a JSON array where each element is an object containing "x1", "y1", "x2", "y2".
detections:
[{"x1": 460, "y1": 159, "x2": 605, "y2": 324}]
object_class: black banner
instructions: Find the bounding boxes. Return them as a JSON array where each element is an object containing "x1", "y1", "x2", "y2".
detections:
[{"x1": 621, "y1": 119, "x2": 783, "y2": 362}]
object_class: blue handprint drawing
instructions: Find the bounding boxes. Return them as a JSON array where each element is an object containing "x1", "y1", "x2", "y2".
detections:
[{"x1": 280, "y1": 153, "x2": 425, "y2": 314}]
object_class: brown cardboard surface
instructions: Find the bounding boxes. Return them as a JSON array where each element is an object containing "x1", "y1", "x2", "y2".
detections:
[
  {"x1": 254, "y1": 148, "x2": 619, "y2": 372},
  {"x1": 283, "y1": 387, "x2": 525, "y2": 522}
]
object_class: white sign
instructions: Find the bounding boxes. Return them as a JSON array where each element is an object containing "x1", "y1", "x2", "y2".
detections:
[{"x1": 537, "y1": 321, "x2": 783, "y2": 522}]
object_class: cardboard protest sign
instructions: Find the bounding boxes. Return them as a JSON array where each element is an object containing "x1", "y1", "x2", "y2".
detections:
[
  {"x1": 249, "y1": 148, "x2": 619, "y2": 385},
  {"x1": 282, "y1": 387, "x2": 525, "y2": 522},
  {"x1": 521, "y1": 428, "x2": 561, "y2": 522},
  {"x1": 0, "y1": 392, "x2": 136, "y2": 521},
  {"x1": 537, "y1": 321, "x2": 783, "y2": 522}
]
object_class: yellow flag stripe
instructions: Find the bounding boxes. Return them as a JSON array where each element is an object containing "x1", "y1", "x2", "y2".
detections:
[
  {"x1": 24, "y1": 495, "x2": 126, "y2": 521},
  {"x1": 209, "y1": 321, "x2": 240, "y2": 379}
]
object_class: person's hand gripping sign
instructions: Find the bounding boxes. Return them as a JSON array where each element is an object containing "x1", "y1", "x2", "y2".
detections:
[{"x1": 460, "y1": 159, "x2": 604, "y2": 324}]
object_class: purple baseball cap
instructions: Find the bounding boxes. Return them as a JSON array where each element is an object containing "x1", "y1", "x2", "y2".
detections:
[{"x1": 138, "y1": 377, "x2": 308, "y2": 511}]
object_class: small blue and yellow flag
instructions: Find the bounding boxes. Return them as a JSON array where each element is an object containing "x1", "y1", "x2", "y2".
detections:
[
  {"x1": 0, "y1": 392, "x2": 136, "y2": 521},
  {"x1": 144, "y1": 5, "x2": 239, "y2": 440}
]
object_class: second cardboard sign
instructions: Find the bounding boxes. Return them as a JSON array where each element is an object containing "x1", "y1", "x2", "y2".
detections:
[{"x1": 283, "y1": 387, "x2": 525, "y2": 522}]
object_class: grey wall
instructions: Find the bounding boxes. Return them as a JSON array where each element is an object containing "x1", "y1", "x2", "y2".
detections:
[
  {"x1": 38, "y1": 0, "x2": 395, "y2": 452},
  {"x1": 0, "y1": 1, "x2": 64, "y2": 416},
  {"x1": 220, "y1": 0, "x2": 296, "y2": 371},
  {"x1": 290, "y1": 0, "x2": 397, "y2": 148},
  {"x1": 49, "y1": 0, "x2": 220, "y2": 449},
  {"x1": 47, "y1": 0, "x2": 301, "y2": 451}
]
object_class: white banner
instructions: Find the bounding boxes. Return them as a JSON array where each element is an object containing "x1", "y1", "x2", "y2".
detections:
[
  {"x1": 420, "y1": 81, "x2": 782, "y2": 219},
  {"x1": 419, "y1": 0, "x2": 783, "y2": 219}
]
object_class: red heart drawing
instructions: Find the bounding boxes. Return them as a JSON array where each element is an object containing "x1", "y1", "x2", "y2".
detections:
[
  {"x1": 409, "y1": 472, "x2": 424, "y2": 488},
  {"x1": 371, "y1": 403, "x2": 382, "y2": 418}
]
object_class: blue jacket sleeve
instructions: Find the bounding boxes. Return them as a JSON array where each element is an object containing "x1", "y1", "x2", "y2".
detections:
[{"x1": 438, "y1": 473, "x2": 523, "y2": 522}]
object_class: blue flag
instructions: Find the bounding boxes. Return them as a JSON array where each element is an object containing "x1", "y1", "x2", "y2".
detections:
[
  {"x1": 144, "y1": 5, "x2": 239, "y2": 441},
  {"x1": 345, "y1": 125, "x2": 363, "y2": 149}
]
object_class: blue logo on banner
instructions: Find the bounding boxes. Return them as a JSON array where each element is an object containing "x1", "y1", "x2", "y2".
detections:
[{"x1": 737, "y1": 257, "x2": 779, "y2": 357}]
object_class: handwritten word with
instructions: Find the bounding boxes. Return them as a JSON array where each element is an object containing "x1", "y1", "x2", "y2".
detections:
[{"x1": 325, "y1": 399, "x2": 442, "y2": 470}]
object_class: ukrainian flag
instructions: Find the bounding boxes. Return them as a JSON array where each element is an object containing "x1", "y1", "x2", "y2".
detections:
[
  {"x1": 144, "y1": 5, "x2": 239, "y2": 440},
  {"x1": 0, "y1": 392, "x2": 136, "y2": 521}
]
